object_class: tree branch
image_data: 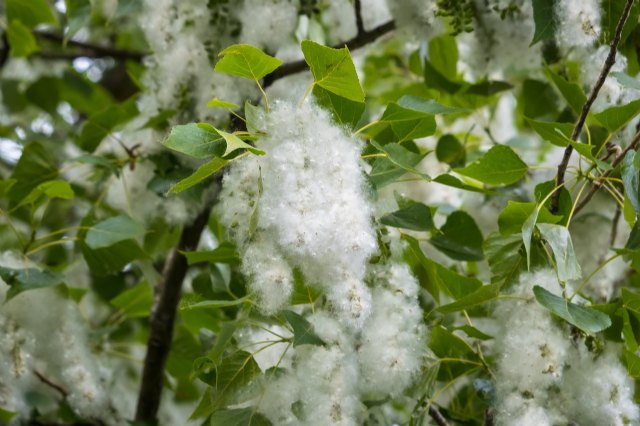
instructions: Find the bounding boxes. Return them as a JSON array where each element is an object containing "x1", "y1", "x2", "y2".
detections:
[
  {"x1": 263, "y1": 19, "x2": 396, "y2": 88},
  {"x1": 134, "y1": 204, "x2": 213, "y2": 422},
  {"x1": 33, "y1": 31, "x2": 147, "y2": 61},
  {"x1": 550, "y1": 0, "x2": 635, "y2": 213},
  {"x1": 572, "y1": 130, "x2": 640, "y2": 216},
  {"x1": 354, "y1": 0, "x2": 365, "y2": 35},
  {"x1": 428, "y1": 405, "x2": 450, "y2": 426}
]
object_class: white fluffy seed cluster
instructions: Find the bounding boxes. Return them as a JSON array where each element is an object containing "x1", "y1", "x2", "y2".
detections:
[
  {"x1": 218, "y1": 100, "x2": 377, "y2": 325},
  {"x1": 238, "y1": 0, "x2": 298, "y2": 52},
  {"x1": 458, "y1": 0, "x2": 541, "y2": 79},
  {"x1": 256, "y1": 262, "x2": 426, "y2": 425},
  {"x1": 104, "y1": 160, "x2": 202, "y2": 226},
  {"x1": 493, "y1": 269, "x2": 638, "y2": 426},
  {"x1": 139, "y1": 0, "x2": 255, "y2": 123},
  {"x1": 0, "y1": 266, "x2": 124, "y2": 425},
  {"x1": 554, "y1": 0, "x2": 601, "y2": 49}
]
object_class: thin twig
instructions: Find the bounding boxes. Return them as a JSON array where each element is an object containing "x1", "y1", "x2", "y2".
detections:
[
  {"x1": 428, "y1": 405, "x2": 450, "y2": 426},
  {"x1": 32, "y1": 31, "x2": 146, "y2": 61},
  {"x1": 263, "y1": 20, "x2": 396, "y2": 88},
  {"x1": 611, "y1": 201, "x2": 622, "y2": 246},
  {"x1": 573, "y1": 130, "x2": 640, "y2": 215},
  {"x1": 550, "y1": 0, "x2": 635, "y2": 213},
  {"x1": 0, "y1": 33, "x2": 9, "y2": 69},
  {"x1": 134, "y1": 205, "x2": 212, "y2": 422},
  {"x1": 34, "y1": 369, "x2": 68, "y2": 398}
]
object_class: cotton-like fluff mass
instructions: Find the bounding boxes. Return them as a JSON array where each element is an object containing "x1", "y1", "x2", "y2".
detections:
[
  {"x1": 139, "y1": 0, "x2": 255, "y2": 122},
  {"x1": 492, "y1": 269, "x2": 639, "y2": 425},
  {"x1": 357, "y1": 263, "x2": 426, "y2": 398},
  {"x1": 570, "y1": 193, "x2": 630, "y2": 302},
  {"x1": 104, "y1": 159, "x2": 203, "y2": 226},
  {"x1": 0, "y1": 260, "x2": 124, "y2": 425},
  {"x1": 492, "y1": 269, "x2": 572, "y2": 425},
  {"x1": 218, "y1": 100, "x2": 377, "y2": 325},
  {"x1": 385, "y1": 0, "x2": 442, "y2": 38},
  {"x1": 258, "y1": 343, "x2": 363, "y2": 426},
  {"x1": 578, "y1": 45, "x2": 640, "y2": 112},
  {"x1": 238, "y1": 0, "x2": 298, "y2": 52},
  {"x1": 457, "y1": 0, "x2": 541, "y2": 79},
  {"x1": 560, "y1": 346, "x2": 639, "y2": 425},
  {"x1": 320, "y1": 0, "x2": 358, "y2": 44},
  {"x1": 554, "y1": 0, "x2": 601, "y2": 50}
]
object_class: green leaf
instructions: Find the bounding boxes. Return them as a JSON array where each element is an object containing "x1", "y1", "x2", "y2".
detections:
[
  {"x1": 602, "y1": 0, "x2": 640, "y2": 44},
  {"x1": 484, "y1": 232, "x2": 527, "y2": 286},
  {"x1": 380, "y1": 202, "x2": 434, "y2": 231},
  {"x1": 80, "y1": 239, "x2": 147, "y2": 277},
  {"x1": 531, "y1": 0, "x2": 557, "y2": 45},
  {"x1": 436, "y1": 283, "x2": 501, "y2": 314},
  {"x1": 545, "y1": 68, "x2": 587, "y2": 115},
  {"x1": 17, "y1": 180, "x2": 75, "y2": 208},
  {"x1": 623, "y1": 151, "x2": 640, "y2": 216},
  {"x1": 207, "y1": 98, "x2": 240, "y2": 110},
  {"x1": 498, "y1": 201, "x2": 561, "y2": 236},
  {"x1": 182, "y1": 242, "x2": 240, "y2": 265},
  {"x1": 464, "y1": 81, "x2": 513, "y2": 96},
  {"x1": 245, "y1": 101, "x2": 265, "y2": 133},
  {"x1": 369, "y1": 140, "x2": 430, "y2": 184},
  {"x1": 432, "y1": 174, "x2": 488, "y2": 193},
  {"x1": 214, "y1": 44, "x2": 283, "y2": 81},
  {"x1": 625, "y1": 350, "x2": 640, "y2": 379},
  {"x1": 396, "y1": 96, "x2": 467, "y2": 115},
  {"x1": 623, "y1": 287, "x2": 640, "y2": 315},
  {"x1": 162, "y1": 123, "x2": 225, "y2": 159},
  {"x1": 0, "y1": 407, "x2": 17, "y2": 423},
  {"x1": 522, "y1": 207, "x2": 539, "y2": 269},
  {"x1": 428, "y1": 326, "x2": 480, "y2": 381},
  {"x1": 26, "y1": 77, "x2": 60, "y2": 114},
  {"x1": 436, "y1": 134, "x2": 465, "y2": 167},
  {"x1": 180, "y1": 297, "x2": 248, "y2": 311},
  {"x1": 533, "y1": 285, "x2": 612, "y2": 333},
  {"x1": 169, "y1": 157, "x2": 229, "y2": 193},
  {"x1": 162, "y1": 123, "x2": 263, "y2": 159},
  {"x1": 379, "y1": 103, "x2": 437, "y2": 142},
  {"x1": 215, "y1": 351, "x2": 262, "y2": 397},
  {"x1": 536, "y1": 223, "x2": 581, "y2": 281},
  {"x1": 403, "y1": 234, "x2": 482, "y2": 301},
  {"x1": 8, "y1": 142, "x2": 59, "y2": 202},
  {"x1": 110, "y1": 282, "x2": 153, "y2": 318},
  {"x1": 454, "y1": 145, "x2": 527, "y2": 186},
  {"x1": 141, "y1": 109, "x2": 176, "y2": 130},
  {"x1": 0, "y1": 267, "x2": 65, "y2": 301},
  {"x1": 429, "y1": 35, "x2": 458, "y2": 77},
  {"x1": 611, "y1": 71, "x2": 640, "y2": 90},
  {"x1": 430, "y1": 211, "x2": 484, "y2": 261},
  {"x1": 312, "y1": 85, "x2": 364, "y2": 129},
  {"x1": 423, "y1": 59, "x2": 462, "y2": 94},
  {"x1": 594, "y1": 99, "x2": 640, "y2": 133},
  {"x1": 210, "y1": 408, "x2": 272, "y2": 426},
  {"x1": 78, "y1": 99, "x2": 138, "y2": 152},
  {"x1": 218, "y1": 129, "x2": 265, "y2": 156},
  {"x1": 6, "y1": 0, "x2": 57, "y2": 27},
  {"x1": 283, "y1": 310, "x2": 325, "y2": 347},
  {"x1": 7, "y1": 20, "x2": 40, "y2": 57},
  {"x1": 64, "y1": 0, "x2": 92, "y2": 43},
  {"x1": 301, "y1": 40, "x2": 365, "y2": 102},
  {"x1": 526, "y1": 119, "x2": 574, "y2": 147},
  {"x1": 85, "y1": 215, "x2": 145, "y2": 249}
]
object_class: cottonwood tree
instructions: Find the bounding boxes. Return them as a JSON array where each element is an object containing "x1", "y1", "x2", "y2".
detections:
[{"x1": 1, "y1": 0, "x2": 640, "y2": 425}]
